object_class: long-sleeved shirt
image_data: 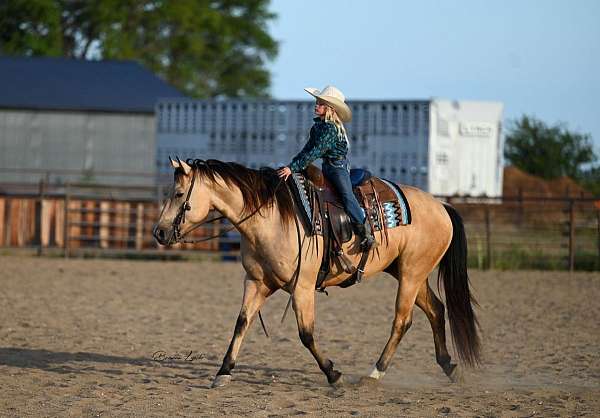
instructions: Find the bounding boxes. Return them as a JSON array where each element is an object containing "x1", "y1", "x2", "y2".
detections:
[{"x1": 289, "y1": 117, "x2": 348, "y2": 172}]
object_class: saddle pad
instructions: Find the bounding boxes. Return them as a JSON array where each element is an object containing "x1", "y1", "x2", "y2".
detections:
[
  {"x1": 380, "y1": 178, "x2": 412, "y2": 226},
  {"x1": 289, "y1": 172, "x2": 411, "y2": 232},
  {"x1": 290, "y1": 172, "x2": 316, "y2": 233}
]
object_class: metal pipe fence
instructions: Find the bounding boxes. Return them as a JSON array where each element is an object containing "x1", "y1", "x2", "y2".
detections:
[{"x1": 1, "y1": 181, "x2": 598, "y2": 270}]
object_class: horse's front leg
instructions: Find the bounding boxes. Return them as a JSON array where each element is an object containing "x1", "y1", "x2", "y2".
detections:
[
  {"x1": 212, "y1": 275, "x2": 273, "y2": 388},
  {"x1": 293, "y1": 284, "x2": 342, "y2": 385}
]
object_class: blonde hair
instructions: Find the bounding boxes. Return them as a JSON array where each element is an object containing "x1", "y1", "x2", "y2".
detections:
[{"x1": 323, "y1": 105, "x2": 350, "y2": 149}]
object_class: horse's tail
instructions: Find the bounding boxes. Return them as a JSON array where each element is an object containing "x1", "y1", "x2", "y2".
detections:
[{"x1": 438, "y1": 204, "x2": 481, "y2": 367}]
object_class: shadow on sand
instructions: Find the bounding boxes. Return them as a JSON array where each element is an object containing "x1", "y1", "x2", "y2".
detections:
[
  {"x1": 0, "y1": 347, "x2": 155, "y2": 373},
  {"x1": 0, "y1": 347, "x2": 322, "y2": 388}
]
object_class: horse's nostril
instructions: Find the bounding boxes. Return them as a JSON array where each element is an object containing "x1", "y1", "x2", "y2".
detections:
[
  {"x1": 159, "y1": 230, "x2": 169, "y2": 244},
  {"x1": 153, "y1": 227, "x2": 167, "y2": 243}
]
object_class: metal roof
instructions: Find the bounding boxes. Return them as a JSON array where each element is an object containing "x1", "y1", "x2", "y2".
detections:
[{"x1": 0, "y1": 56, "x2": 184, "y2": 113}]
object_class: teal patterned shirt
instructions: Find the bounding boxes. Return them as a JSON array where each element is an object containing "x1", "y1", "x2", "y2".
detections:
[{"x1": 289, "y1": 118, "x2": 348, "y2": 172}]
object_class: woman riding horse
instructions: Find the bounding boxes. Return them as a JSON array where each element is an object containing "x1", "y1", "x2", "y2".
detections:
[{"x1": 276, "y1": 85, "x2": 374, "y2": 250}]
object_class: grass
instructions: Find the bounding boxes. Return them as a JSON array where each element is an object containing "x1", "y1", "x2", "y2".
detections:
[{"x1": 467, "y1": 244, "x2": 600, "y2": 271}]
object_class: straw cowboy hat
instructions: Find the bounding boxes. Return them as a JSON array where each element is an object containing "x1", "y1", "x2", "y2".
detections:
[{"x1": 304, "y1": 85, "x2": 352, "y2": 122}]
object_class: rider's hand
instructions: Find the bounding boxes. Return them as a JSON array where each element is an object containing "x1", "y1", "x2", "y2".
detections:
[{"x1": 277, "y1": 166, "x2": 292, "y2": 180}]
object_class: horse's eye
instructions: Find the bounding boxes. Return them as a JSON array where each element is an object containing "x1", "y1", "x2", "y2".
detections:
[{"x1": 175, "y1": 192, "x2": 184, "y2": 198}]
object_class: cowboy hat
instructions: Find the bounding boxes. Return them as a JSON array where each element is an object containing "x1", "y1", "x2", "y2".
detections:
[{"x1": 304, "y1": 85, "x2": 352, "y2": 122}]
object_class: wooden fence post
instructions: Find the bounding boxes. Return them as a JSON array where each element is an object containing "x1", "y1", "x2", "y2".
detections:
[
  {"x1": 0, "y1": 197, "x2": 4, "y2": 247},
  {"x1": 597, "y1": 209, "x2": 600, "y2": 268},
  {"x1": 99, "y1": 201, "x2": 110, "y2": 249},
  {"x1": 484, "y1": 205, "x2": 492, "y2": 270},
  {"x1": 63, "y1": 183, "x2": 70, "y2": 258},
  {"x1": 37, "y1": 179, "x2": 45, "y2": 256},
  {"x1": 5, "y1": 199, "x2": 12, "y2": 246},
  {"x1": 517, "y1": 187, "x2": 524, "y2": 227},
  {"x1": 135, "y1": 203, "x2": 144, "y2": 250},
  {"x1": 155, "y1": 184, "x2": 163, "y2": 250},
  {"x1": 568, "y1": 199, "x2": 575, "y2": 272}
]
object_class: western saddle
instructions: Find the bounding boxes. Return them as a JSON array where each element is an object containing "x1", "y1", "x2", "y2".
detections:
[{"x1": 289, "y1": 164, "x2": 410, "y2": 291}]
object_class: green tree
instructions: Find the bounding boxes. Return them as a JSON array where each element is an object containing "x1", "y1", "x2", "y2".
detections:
[
  {"x1": 578, "y1": 166, "x2": 600, "y2": 196},
  {"x1": 504, "y1": 115, "x2": 596, "y2": 180},
  {"x1": 0, "y1": 0, "x2": 278, "y2": 98}
]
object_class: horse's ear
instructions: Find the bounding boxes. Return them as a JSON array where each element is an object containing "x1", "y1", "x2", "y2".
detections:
[
  {"x1": 177, "y1": 157, "x2": 192, "y2": 176},
  {"x1": 169, "y1": 156, "x2": 178, "y2": 169}
]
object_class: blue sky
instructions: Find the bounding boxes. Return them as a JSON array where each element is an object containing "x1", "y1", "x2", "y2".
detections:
[{"x1": 268, "y1": 0, "x2": 600, "y2": 153}]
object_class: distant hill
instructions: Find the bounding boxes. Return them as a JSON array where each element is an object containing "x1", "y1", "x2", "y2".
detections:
[{"x1": 503, "y1": 166, "x2": 592, "y2": 198}]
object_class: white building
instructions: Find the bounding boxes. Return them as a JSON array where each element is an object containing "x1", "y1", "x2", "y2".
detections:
[
  {"x1": 429, "y1": 100, "x2": 504, "y2": 197},
  {"x1": 156, "y1": 98, "x2": 503, "y2": 197}
]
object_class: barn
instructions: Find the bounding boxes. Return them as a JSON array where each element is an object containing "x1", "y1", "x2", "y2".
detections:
[{"x1": 0, "y1": 56, "x2": 183, "y2": 186}]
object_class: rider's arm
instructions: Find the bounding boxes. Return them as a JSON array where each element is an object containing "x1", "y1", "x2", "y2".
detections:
[{"x1": 289, "y1": 123, "x2": 338, "y2": 172}]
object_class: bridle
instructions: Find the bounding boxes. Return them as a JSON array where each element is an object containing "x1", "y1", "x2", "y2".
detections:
[
  {"x1": 161, "y1": 168, "x2": 226, "y2": 245},
  {"x1": 171, "y1": 170, "x2": 205, "y2": 243}
]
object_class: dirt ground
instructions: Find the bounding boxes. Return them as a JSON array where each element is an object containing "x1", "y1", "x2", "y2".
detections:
[{"x1": 0, "y1": 255, "x2": 599, "y2": 417}]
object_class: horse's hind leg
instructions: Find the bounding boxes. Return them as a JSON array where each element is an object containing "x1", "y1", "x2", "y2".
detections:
[
  {"x1": 212, "y1": 276, "x2": 273, "y2": 388},
  {"x1": 415, "y1": 281, "x2": 457, "y2": 381},
  {"x1": 368, "y1": 275, "x2": 421, "y2": 380},
  {"x1": 293, "y1": 285, "x2": 342, "y2": 385}
]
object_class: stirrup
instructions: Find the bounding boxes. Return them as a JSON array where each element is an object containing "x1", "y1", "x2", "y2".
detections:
[
  {"x1": 355, "y1": 267, "x2": 365, "y2": 284},
  {"x1": 359, "y1": 236, "x2": 375, "y2": 252},
  {"x1": 316, "y1": 287, "x2": 329, "y2": 295},
  {"x1": 359, "y1": 231, "x2": 376, "y2": 251},
  {"x1": 358, "y1": 238, "x2": 375, "y2": 252}
]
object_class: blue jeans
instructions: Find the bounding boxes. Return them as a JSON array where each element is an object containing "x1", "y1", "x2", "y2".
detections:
[{"x1": 322, "y1": 159, "x2": 366, "y2": 224}]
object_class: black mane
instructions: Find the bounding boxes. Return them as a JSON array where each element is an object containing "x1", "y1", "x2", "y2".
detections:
[{"x1": 177, "y1": 159, "x2": 295, "y2": 225}]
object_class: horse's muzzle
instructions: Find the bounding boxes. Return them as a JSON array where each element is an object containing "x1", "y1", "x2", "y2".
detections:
[{"x1": 153, "y1": 226, "x2": 171, "y2": 245}]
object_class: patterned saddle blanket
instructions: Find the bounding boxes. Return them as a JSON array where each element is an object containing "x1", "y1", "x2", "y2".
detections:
[
  {"x1": 288, "y1": 164, "x2": 412, "y2": 289},
  {"x1": 289, "y1": 165, "x2": 411, "y2": 243}
]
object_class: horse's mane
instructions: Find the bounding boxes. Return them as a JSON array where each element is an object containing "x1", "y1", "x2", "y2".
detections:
[{"x1": 176, "y1": 159, "x2": 295, "y2": 226}]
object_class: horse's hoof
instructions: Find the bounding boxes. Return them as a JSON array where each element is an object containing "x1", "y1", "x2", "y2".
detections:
[
  {"x1": 368, "y1": 366, "x2": 385, "y2": 380},
  {"x1": 328, "y1": 370, "x2": 343, "y2": 386},
  {"x1": 211, "y1": 374, "x2": 232, "y2": 388},
  {"x1": 352, "y1": 375, "x2": 380, "y2": 388},
  {"x1": 445, "y1": 364, "x2": 463, "y2": 383}
]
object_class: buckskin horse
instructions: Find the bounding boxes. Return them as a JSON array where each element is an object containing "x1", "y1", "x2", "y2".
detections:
[{"x1": 153, "y1": 158, "x2": 480, "y2": 388}]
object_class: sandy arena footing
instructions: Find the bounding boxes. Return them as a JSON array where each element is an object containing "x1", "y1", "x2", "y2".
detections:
[{"x1": 0, "y1": 256, "x2": 599, "y2": 416}]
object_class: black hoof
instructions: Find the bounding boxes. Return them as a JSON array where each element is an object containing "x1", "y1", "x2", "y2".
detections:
[
  {"x1": 211, "y1": 374, "x2": 232, "y2": 388},
  {"x1": 443, "y1": 362, "x2": 457, "y2": 377},
  {"x1": 327, "y1": 369, "x2": 343, "y2": 385},
  {"x1": 444, "y1": 363, "x2": 463, "y2": 383}
]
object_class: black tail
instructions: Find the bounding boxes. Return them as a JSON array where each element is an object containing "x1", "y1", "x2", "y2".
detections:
[{"x1": 438, "y1": 204, "x2": 481, "y2": 367}]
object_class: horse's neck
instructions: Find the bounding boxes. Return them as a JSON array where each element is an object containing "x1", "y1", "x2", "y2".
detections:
[
  {"x1": 210, "y1": 182, "x2": 284, "y2": 244},
  {"x1": 211, "y1": 182, "x2": 305, "y2": 277}
]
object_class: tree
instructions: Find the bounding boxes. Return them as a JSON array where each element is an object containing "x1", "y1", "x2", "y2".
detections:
[
  {"x1": 504, "y1": 115, "x2": 596, "y2": 180},
  {"x1": 0, "y1": 0, "x2": 278, "y2": 98},
  {"x1": 578, "y1": 166, "x2": 600, "y2": 196}
]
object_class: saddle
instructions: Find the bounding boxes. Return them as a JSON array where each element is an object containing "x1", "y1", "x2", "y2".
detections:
[{"x1": 289, "y1": 164, "x2": 411, "y2": 290}]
